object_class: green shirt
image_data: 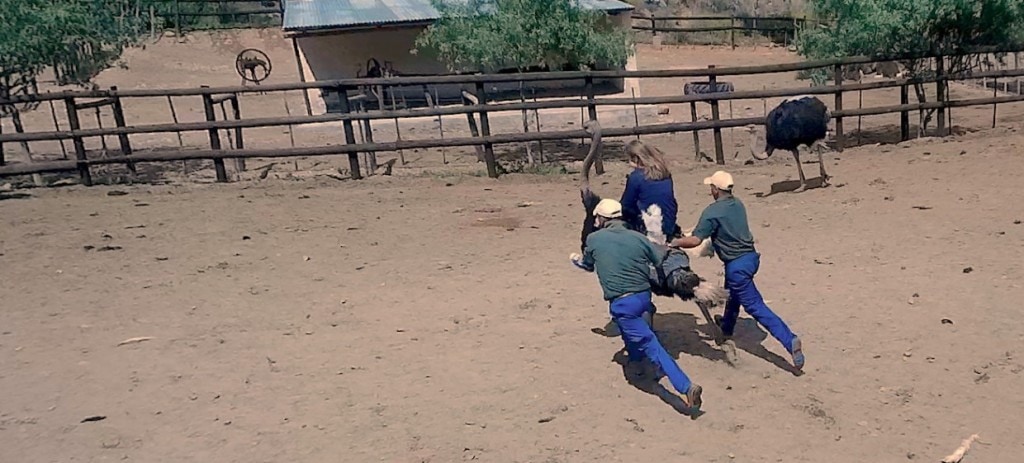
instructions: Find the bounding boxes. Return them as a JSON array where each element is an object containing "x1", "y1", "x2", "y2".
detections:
[
  {"x1": 692, "y1": 195, "x2": 756, "y2": 263},
  {"x1": 582, "y1": 220, "x2": 665, "y2": 301}
]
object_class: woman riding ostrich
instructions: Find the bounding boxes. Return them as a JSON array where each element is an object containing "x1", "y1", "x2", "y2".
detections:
[{"x1": 576, "y1": 120, "x2": 728, "y2": 344}]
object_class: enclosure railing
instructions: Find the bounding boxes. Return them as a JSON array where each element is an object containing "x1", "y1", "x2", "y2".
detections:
[
  {"x1": 2, "y1": 46, "x2": 1023, "y2": 184},
  {"x1": 151, "y1": 0, "x2": 283, "y2": 35},
  {"x1": 630, "y1": 13, "x2": 818, "y2": 48}
]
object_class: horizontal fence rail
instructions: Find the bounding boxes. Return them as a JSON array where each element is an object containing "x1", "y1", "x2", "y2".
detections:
[
  {"x1": 4, "y1": 67, "x2": 1024, "y2": 145},
  {"x1": 0, "y1": 46, "x2": 1017, "y2": 106},
  {"x1": 2, "y1": 47, "x2": 1023, "y2": 184}
]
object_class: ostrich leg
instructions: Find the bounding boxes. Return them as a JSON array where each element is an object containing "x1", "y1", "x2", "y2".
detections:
[
  {"x1": 791, "y1": 149, "x2": 808, "y2": 193},
  {"x1": 817, "y1": 147, "x2": 831, "y2": 187}
]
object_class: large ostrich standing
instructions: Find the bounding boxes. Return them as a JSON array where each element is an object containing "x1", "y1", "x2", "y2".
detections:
[
  {"x1": 577, "y1": 121, "x2": 729, "y2": 347},
  {"x1": 751, "y1": 95, "x2": 832, "y2": 193}
]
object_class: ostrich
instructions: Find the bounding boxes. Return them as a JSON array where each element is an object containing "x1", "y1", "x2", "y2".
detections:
[
  {"x1": 751, "y1": 95, "x2": 832, "y2": 193},
  {"x1": 577, "y1": 120, "x2": 729, "y2": 345}
]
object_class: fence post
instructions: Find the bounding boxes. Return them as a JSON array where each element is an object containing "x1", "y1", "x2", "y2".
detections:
[
  {"x1": 461, "y1": 91, "x2": 486, "y2": 162},
  {"x1": 474, "y1": 81, "x2": 498, "y2": 178},
  {"x1": 730, "y1": 18, "x2": 736, "y2": 49},
  {"x1": 935, "y1": 56, "x2": 946, "y2": 136},
  {"x1": 200, "y1": 88, "x2": 228, "y2": 182},
  {"x1": 336, "y1": 86, "x2": 363, "y2": 180},
  {"x1": 992, "y1": 77, "x2": 999, "y2": 128},
  {"x1": 584, "y1": 75, "x2": 604, "y2": 175},
  {"x1": 174, "y1": 0, "x2": 182, "y2": 38},
  {"x1": 229, "y1": 95, "x2": 246, "y2": 172},
  {"x1": 899, "y1": 83, "x2": 910, "y2": 141},
  {"x1": 63, "y1": 97, "x2": 92, "y2": 186},
  {"x1": 707, "y1": 66, "x2": 725, "y2": 165},
  {"x1": 690, "y1": 101, "x2": 702, "y2": 161},
  {"x1": 362, "y1": 111, "x2": 378, "y2": 174},
  {"x1": 109, "y1": 86, "x2": 136, "y2": 175},
  {"x1": 650, "y1": 17, "x2": 656, "y2": 37},
  {"x1": 833, "y1": 63, "x2": 844, "y2": 151}
]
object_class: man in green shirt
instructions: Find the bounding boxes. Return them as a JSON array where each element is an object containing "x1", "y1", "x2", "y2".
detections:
[
  {"x1": 571, "y1": 198, "x2": 703, "y2": 412},
  {"x1": 670, "y1": 171, "x2": 805, "y2": 371}
]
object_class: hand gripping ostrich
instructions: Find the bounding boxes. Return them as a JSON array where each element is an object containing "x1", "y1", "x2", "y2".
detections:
[
  {"x1": 751, "y1": 96, "x2": 832, "y2": 193},
  {"x1": 575, "y1": 120, "x2": 728, "y2": 342}
]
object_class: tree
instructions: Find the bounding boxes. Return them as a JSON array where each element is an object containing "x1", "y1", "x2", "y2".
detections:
[
  {"x1": 0, "y1": 0, "x2": 150, "y2": 163},
  {"x1": 415, "y1": 0, "x2": 633, "y2": 167},
  {"x1": 795, "y1": 0, "x2": 1024, "y2": 135},
  {"x1": 414, "y1": 0, "x2": 634, "y2": 74}
]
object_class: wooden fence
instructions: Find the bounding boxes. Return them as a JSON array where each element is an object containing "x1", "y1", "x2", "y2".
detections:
[
  {"x1": 2, "y1": 47, "x2": 1024, "y2": 185},
  {"x1": 630, "y1": 14, "x2": 815, "y2": 48},
  {"x1": 151, "y1": 0, "x2": 283, "y2": 35}
]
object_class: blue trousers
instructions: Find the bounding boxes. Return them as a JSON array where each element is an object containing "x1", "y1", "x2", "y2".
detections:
[
  {"x1": 610, "y1": 291, "x2": 692, "y2": 394},
  {"x1": 721, "y1": 252, "x2": 797, "y2": 352}
]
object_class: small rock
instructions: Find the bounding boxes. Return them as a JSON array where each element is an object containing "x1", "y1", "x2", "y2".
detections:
[
  {"x1": 81, "y1": 415, "x2": 107, "y2": 423},
  {"x1": 303, "y1": 256, "x2": 311, "y2": 261},
  {"x1": 107, "y1": 190, "x2": 128, "y2": 196},
  {"x1": 538, "y1": 416, "x2": 555, "y2": 423},
  {"x1": 657, "y1": 106, "x2": 670, "y2": 115},
  {"x1": 941, "y1": 318, "x2": 953, "y2": 325},
  {"x1": 962, "y1": 267, "x2": 974, "y2": 274},
  {"x1": 728, "y1": 453, "x2": 736, "y2": 459},
  {"x1": 903, "y1": 351, "x2": 913, "y2": 358}
]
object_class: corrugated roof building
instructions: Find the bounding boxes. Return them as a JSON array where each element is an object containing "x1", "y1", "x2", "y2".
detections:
[
  {"x1": 284, "y1": 0, "x2": 635, "y2": 34},
  {"x1": 283, "y1": 0, "x2": 637, "y2": 114}
]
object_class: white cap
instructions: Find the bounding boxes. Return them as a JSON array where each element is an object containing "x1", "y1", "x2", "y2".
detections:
[
  {"x1": 703, "y1": 170, "x2": 734, "y2": 191},
  {"x1": 593, "y1": 198, "x2": 622, "y2": 218}
]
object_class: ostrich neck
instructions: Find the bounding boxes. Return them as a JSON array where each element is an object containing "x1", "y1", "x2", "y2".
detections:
[{"x1": 580, "y1": 122, "x2": 602, "y2": 192}]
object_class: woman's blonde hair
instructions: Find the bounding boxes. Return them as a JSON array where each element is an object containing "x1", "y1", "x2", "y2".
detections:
[{"x1": 625, "y1": 140, "x2": 671, "y2": 181}]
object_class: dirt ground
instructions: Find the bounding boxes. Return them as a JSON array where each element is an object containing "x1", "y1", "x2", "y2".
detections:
[
  {"x1": 4, "y1": 124, "x2": 1024, "y2": 462},
  {"x1": 3, "y1": 37, "x2": 1024, "y2": 463}
]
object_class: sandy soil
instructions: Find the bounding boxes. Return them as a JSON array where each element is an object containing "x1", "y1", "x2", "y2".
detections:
[
  {"x1": 3, "y1": 35, "x2": 1024, "y2": 463},
  {"x1": 4, "y1": 123, "x2": 1024, "y2": 462}
]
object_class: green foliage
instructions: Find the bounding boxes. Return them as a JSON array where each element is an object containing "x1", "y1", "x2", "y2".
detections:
[
  {"x1": 1, "y1": 0, "x2": 151, "y2": 109},
  {"x1": 415, "y1": 0, "x2": 634, "y2": 73},
  {"x1": 152, "y1": 1, "x2": 282, "y2": 31},
  {"x1": 796, "y1": 0, "x2": 1024, "y2": 61}
]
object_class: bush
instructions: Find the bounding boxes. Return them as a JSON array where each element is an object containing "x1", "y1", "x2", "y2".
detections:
[{"x1": 415, "y1": 0, "x2": 634, "y2": 73}]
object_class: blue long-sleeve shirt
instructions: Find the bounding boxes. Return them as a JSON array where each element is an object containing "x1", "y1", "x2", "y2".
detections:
[{"x1": 620, "y1": 168, "x2": 679, "y2": 239}]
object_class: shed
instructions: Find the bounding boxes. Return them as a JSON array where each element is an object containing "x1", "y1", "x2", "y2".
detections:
[{"x1": 282, "y1": 0, "x2": 638, "y2": 114}]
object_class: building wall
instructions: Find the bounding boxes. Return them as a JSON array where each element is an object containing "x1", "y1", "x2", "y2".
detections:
[{"x1": 293, "y1": 11, "x2": 637, "y2": 115}]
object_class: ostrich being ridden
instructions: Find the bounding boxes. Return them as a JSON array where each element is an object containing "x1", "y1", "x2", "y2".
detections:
[
  {"x1": 751, "y1": 95, "x2": 832, "y2": 193},
  {"x1": 577, "y1": 120, "x2": 729, "y2": 345}
]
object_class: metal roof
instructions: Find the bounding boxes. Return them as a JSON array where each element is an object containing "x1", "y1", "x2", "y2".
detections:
[{"x1": 283, "y1": 0, "x2": 636, "y2": 33}]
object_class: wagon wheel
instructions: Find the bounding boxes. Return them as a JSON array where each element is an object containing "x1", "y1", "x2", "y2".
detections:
[{"x1": 235, "y1": 48, "x2": 272, "y2": 85}]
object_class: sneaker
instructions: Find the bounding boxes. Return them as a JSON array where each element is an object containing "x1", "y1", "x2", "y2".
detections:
[
  {"x1": 603, "y1": 318, "x2": 620, "y2": 337},
  {"x1": 790, "y1": 337, "x2": 805, "y2": 370},
  {"x1": 686, "y1": 384, "x2": 703, "y2": 412}
]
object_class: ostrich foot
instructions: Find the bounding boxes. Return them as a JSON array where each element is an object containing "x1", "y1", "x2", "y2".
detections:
[
  {"x1": 712, "y1": 314, "x2": 740, "y2": 366},
  {"x1": 821, "y1": 175, "x2": 831, "y2": 187},
  {"x1": 720, "y1": 339, "x2": 740, "y2": 366}
]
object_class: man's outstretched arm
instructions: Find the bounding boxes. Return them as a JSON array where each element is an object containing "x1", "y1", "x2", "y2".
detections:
[{"x1": 671, "y1": 209, "x2": 714, "y2": 249}]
